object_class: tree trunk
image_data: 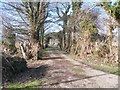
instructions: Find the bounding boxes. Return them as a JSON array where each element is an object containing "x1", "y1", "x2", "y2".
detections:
[
  {"x1": 20, "y1": 43, "x2": 27, "y2": 59},
  {"x1": 41, "y1": 29, "x2": 44, "y2": 49},
  {"x1": 30, "y1": 30, "x2": 40, "y2": 60}
]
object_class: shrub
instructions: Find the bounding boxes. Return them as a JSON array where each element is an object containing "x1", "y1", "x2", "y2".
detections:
[
  {"x1": 2, "y1": 55, "x2": 27, "y2": 83},
  {"x1": 97, "y1": 45, "x2": 110, "y2": 58}
]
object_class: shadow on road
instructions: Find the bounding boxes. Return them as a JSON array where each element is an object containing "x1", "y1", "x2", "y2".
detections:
[
  {"x1": 42, "y1": 57, "x2": 64, "y2": 60},
  {"x1": 44, "y1": 73, "x2": 109, "y2": 86},
  {"x1": 12, "y1": 65, "x2": 49, "y2": 83}
]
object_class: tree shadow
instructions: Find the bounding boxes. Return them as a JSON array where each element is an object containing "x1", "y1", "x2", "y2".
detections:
[
  {"x1": 44, "y1": 73, "x2": 109, "y2": 86},
  {"x1": 2, "y1": 65, "x2": 49, "y2": 88},
  {"x1": 12, "y1": 65, "x2": 49, "y2": 83},
  {"x1": 41, "y1": 57, "x2": 64, "y2": 60},
  {"x1": 2, "y1": 52, "x2": 49, "y2": 88}
]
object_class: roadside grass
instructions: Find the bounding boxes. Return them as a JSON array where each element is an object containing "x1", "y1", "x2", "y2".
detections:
[
  {"x1": 84, "y1": 60, "x2": 119, "y2": 74},
  {"x1": 44, "y1": 47, "x2": 60, "y2": 51},
  {"x1": 112, "y1": 70, "x2": 120, "y2": 75},
  {"x1": 7, "y1": 80, "x2": 45, "y2": 89},
  {"x1": 65, "y1": 53, "x2": 119, "y2": 75}
]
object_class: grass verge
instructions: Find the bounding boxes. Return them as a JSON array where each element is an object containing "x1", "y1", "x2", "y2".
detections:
[
  {"x1": 7, "y1": 80, "x2": 45, "y2": 89},
  {"x1": 65, "y1": 53, "x2": 119, "y2": 75}
]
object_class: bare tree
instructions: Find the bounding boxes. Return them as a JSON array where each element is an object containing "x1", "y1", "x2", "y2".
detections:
[
  {"x1": 55, "y1": 2, "x2": 71, "y2": 50},
  {"x1": 1, "y1": 1, "x2": 49, "y2": 59}
]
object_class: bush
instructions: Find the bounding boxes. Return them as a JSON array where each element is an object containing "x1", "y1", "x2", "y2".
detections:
[
  {"x1": 97, "y1": 45, "x2": 110, "y2": 58},
  {"x1": 2, "y1": 55, "x2": 27, "y2": 83}
]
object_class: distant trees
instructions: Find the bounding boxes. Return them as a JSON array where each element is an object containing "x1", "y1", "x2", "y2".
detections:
[{"x1": 56, "y1": 2, "x2": 71, "y2": 50}]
